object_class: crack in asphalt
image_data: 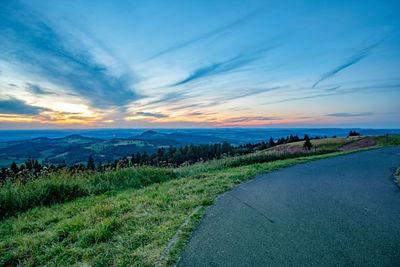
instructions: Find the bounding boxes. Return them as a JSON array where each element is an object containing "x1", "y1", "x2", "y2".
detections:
[{"x1": 229, "y1": 193, "x2": 275, "y2": 223}]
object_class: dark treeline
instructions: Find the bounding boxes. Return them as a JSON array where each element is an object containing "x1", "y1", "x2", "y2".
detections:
[
  {"x1": 349, "y1": 130, "x2": 361, "y2": 136},
  {"x1": 1, "y1": 134, "x2": 330, "y2": 183}
]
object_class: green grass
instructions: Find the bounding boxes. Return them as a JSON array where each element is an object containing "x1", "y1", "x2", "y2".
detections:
[
  {"x1": 0, "y1": 136, "x2": 399, "y2": 266},
  {"x1": 0, "y1": 147, "x2": 337, "y2": 221},
  {"x1": 372, "y1": 134, "x2": 400, "y2": 147},
  {"x1": 0, "y1": 167, "x2": 176, "y2": 220},
  {"x1": 88, "y1": 140, "x2": 149, "y2": 152}
]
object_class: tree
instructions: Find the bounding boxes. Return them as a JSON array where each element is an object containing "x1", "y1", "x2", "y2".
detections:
[
  {"x1": 349, "y1": 130, "x2": 360, "y2": 136},
  {"x1": 1, "y1": 168, "x2": 7, "y2": 182},
  {"x1": 33, "y1": 160, "x2": 42, "y2": 172},
  {"x1": 269, "y1": 137, "x2": 275, "y2": 147},
  {"x1": 136, "y1": 152, "x2": 142, "y2": 165},
  {"x1": 303, "y1": 134, "x2": 312, "y2": 151},
  {"x1": 97, "y1": 161, "x2": 103, "y2": 171},
  {"x1": 19, "y1": 164, "x2": 25, "y2": 171},
  {"x1": 25, "y1": 157, "x2": 33, "y2": 170},
  {"x1": 87, "y1": 155, "x2": 95, "y2": 170},
  {"x1": 222, "y1": 141, "x2": 232, "y2": 155},
  {"x1": 10, "y1": 162, "x2": 18, "y2": 174},
  {"x1": 142, "y1": 151, "x2": 149, "y2": 164}
]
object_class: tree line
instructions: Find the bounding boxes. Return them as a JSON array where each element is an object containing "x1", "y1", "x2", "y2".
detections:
[{"x1": 1, "y1": 133, "x2": 332, "y2": 182}]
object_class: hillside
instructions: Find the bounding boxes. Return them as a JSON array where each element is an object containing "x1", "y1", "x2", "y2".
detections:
[
  {"x1": 0, "y1": 131, "x2": 231, "y2": 168},
  {"x1": 1, "y1": 135, "x2": 399, "y2": 266}
]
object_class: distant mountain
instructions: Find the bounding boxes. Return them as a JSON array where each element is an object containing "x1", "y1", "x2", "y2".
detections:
[
  {"x1": 134, "y1": 131, "x2": 232, "y2": 145},
  {"x1": 55, "y1": 134, "x2": 103, "y2": 141},
  {"x1": 1, "y1": 128, "x2": 399, "y2": 142},
  {"x1": 0, "y1": 130, "x2": 232, "y2": 168},
  {"x1": 139, "y1": 130, "x2": 160, "y2": 136}
]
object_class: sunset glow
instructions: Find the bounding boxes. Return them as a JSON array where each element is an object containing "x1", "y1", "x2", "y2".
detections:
[{"x1": 0, "y1": 0, "x2": 399, "y2": 129}]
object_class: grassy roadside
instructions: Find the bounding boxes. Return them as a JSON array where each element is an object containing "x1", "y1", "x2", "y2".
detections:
[
  {"x1": 0, "y1": 136, "x2": 399, "y2": 266},
  {"x1": 0, "y1": 167, "x2": 176, "y2": 220},
  {"x1": 0, "y1": 148, "x2": 380, "y2": 266}
]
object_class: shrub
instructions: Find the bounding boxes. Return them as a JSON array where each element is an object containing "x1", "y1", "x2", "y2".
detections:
[
  {"x1": 349, "y1": 130, "x2": 361, "y2": 136},
  {"x1": 303, "y1": 134, "x2": 312, "y2": 150}
]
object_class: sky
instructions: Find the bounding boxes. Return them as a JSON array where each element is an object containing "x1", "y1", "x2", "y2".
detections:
[{"x1": 0, "y1": 0, "x2": 399, "y2": 129}]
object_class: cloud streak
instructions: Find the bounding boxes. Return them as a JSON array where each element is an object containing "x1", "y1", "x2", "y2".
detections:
[
  {"x1": 225, "y1": 116, "x2": 278, "y2": 123},
  {"x1": 265, "y1": 83, "x2": 400, "y2": 105},
  {"x1": 136, "y1": 111, "x2": 168, "y2": 118},
  {"x1": 324, "y1": 112, "x2": 374, "y2": 117},
  {"x1": 224, "y1": 86, "x2": 284, "y2": 101},
  {"x1": 171, "y1": 45, "x2": 278, "y2": 87},
  {"x1": 0, "y1": 2, "x2": 139, "y2": 109},
  {"x1": 147, "y1": 91, "x2": 192, "y2": 105},
  {"x1": 146, "y1": 10, "x2": 261, "y2": 60},
  {"x1": 312, "y1": 41, "x2": 381, "y2": 88},
  {"x1": 26, "y1": 84, "x2": 58, "y2": 95},
  {"x1": 0, "y1": 98, "x2": 49, "y2": 115}
]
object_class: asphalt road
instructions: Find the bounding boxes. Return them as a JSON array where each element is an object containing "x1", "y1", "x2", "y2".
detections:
[{"x1": 178, "y1": 147, "x2": 400, "y2": 267}]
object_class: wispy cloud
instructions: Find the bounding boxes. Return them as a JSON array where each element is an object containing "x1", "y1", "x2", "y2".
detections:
[
  {"x1": 146, "y1": 10, "x2": 261, "y2": 61},
  {"x1": 0, "y1": 98, "x2": 49, "y2": 115},
  {"x1": 0, "y1": 2, "x2": 139, "y2": 109},
  {"x1": 225, "y1": 116, "x2": 278, "y2": 123},
  {"x1": 170, "y1": 103, "x2": 202, "y2": 111},
  {"x1": 26, "y1": 83, "x2": 58, "y2": 95},
  {"x1": 187, "y1": 112, "x2": 203, "y2": 116},
  {"x1": 171, "y1": 45, "x2": 278, "y2": 87},
  {"x1": 312, "y1": 41, "x2": 382, "y2": 88},
  {"x1": 324, "y1": 112, "x2": 374, "y2": 117},
  {"x1": 169, "y1": 102, "x2": 221, "y2": 111},
  {"x1": 147, "y1": 91, "x2": 191, "y2": 105},
  {"x1": 146, "y1": 85, "x2": 283, "y2": 115},
  {"x1": 265, "y1": 82, "x2": 400, "y2": 105},
  {"x1": 136, "y1": 111, "x2": 168, "y2": 118},
  {"x1": 224, "y1": 86, "x2": 284, "y2": 101}
]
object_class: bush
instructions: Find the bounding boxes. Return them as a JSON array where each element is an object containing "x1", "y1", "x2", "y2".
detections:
[
  {"x1": 349, "y1": 130, "x2": 361, "y2": 136},
  {"x1": 303, "y1": 134, "x2": 312, "y2": 150}
]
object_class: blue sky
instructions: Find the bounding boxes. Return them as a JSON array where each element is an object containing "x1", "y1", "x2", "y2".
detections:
[{"x1": 0, "y1": 0, "x2": 399, "y2": 129}]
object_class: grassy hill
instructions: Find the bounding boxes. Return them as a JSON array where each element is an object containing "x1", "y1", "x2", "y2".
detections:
[
  {"x1": 0, "y1": 135, "x2": 399, "y2": 266},
  {"x1": 0, "y1": 131, "x2": 231, "y2": 168}
]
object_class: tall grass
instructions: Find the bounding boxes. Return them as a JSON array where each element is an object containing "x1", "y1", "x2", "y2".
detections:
[
  {"x1": 0, "y1": 166, "x2": 176, "y2": 220},
  {"x1": 176, "y1": 149, "x2": 335, "y2": 177},
  {"x1": 0, "y1": 149, "x2": 334, "y2": 220}
]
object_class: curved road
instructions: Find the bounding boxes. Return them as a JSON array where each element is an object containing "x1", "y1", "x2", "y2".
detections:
[{"x1": 178, "y1": 147, "x2": 400, "y2": 266}]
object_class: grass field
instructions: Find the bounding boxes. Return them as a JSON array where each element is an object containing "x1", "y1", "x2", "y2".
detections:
[{"x1": 0, "y1": 135, "x2": 399, "y2": 266}]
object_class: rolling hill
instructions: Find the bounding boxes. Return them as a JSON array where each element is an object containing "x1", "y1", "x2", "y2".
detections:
[{"x1": 0, "y1": 130, "x2": 231, "y2": 167}]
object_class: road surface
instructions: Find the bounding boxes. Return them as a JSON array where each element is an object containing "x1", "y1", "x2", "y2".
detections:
[{"x1": 178, "y1": 147, "x2": 400, "y2": 266}]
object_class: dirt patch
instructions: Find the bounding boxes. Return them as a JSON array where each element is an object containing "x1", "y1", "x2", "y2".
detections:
[
  {"x1": 339, "y1": 138, "x2": 376, "y2": 151},
  {"x1": 268, "y1": 145, "x2": 307, "y2": 154}
]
